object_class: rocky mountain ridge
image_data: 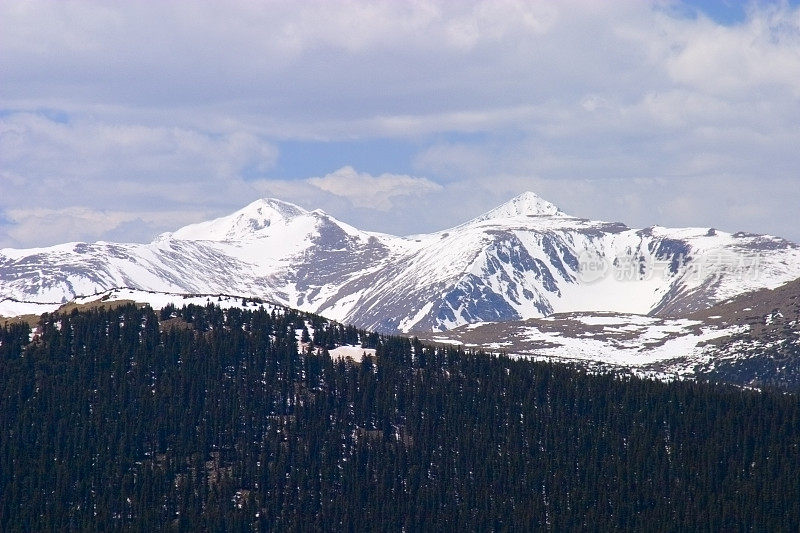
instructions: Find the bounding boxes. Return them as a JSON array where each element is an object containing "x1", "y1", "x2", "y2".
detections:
[{"x1": 2, "y1": 192, "x2": 800, "y2": 334}]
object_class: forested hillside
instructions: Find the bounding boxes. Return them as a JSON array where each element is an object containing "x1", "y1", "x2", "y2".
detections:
[{"x1": 1, "y1": 304, "x2": 799, "y2": 530}]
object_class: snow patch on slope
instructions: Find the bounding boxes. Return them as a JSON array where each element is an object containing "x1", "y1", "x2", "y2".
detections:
[{"x1": 328, "y1": 345, "x2": 377, "y2": 363}]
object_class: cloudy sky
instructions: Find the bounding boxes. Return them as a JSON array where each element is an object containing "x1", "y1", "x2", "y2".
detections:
[{"x1": 2, "y1": 0, "x2": 799, "y2": 247}]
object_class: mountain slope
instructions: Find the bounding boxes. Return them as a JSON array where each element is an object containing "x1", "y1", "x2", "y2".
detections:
[
  {"x1": 420, "y1": 277, "x2": 800, "y2": 390},
  {"x1": 4, "y1": 302, "x2": 799, "y2": 529},
  {"x1": 2, "y1": 192, "x2": 800, "y2": 333},
  {"x1": 326, "y1": 194, "x2": 800, "y2": 332}
]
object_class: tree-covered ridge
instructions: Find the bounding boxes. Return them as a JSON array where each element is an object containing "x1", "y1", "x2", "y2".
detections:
[{"x1": 1, "y1": 304, "x2": 799, "y2": 531}]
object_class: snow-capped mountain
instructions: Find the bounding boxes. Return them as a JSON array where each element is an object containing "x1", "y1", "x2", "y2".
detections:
[{"x1": 2, "y1": 192, "x2": 800, "y2": 333}]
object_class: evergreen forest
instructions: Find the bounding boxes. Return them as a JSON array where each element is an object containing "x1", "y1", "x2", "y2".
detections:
[{"x1": 1, "y1": 303, "x2": 799, "y2": 531}]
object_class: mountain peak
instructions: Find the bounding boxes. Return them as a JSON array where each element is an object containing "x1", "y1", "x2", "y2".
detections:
[
  {"x1": 475, "y1": 192, "x2": 566, "y2": 222},
  {"x1": 166, "y1": 198, "x2": 312, "y2": 242},
  {"x1": 246, "y1": 198, "x2": 309, "y2": 220}
]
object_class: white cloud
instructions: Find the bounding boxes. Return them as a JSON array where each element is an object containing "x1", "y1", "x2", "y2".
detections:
[
  {"x1": 0, "y1": 113, "x2": 277, "y2": 208},
  {"x1": 413, "y1": 143, "x2": 496, "y2": 180},
  {"x1": 0, "y1": 1, "x2": 653, "y2": 135},
  {"x1": 307, "y1": 167, "x2": 441, "y2": 210},
  {"x1": 0, "y1": 113, "x2": 279, "y2": 246},
  {"x1": 1, "y1": 206, "x2": 210, "y2": 248},
  {"x1": 664, "y1": 4, "x2": 800, "y2": 98},
  {"x1": 1, "y1": 1, "x2": 800, "y2": 246},
  {"x1": 444, "y1": 0, "x2": 557, "y2": 50}
]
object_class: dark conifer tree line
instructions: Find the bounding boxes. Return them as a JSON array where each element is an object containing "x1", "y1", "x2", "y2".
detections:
[{"x1": 1, "y1": 303, "x2": 799, "y2": 531}]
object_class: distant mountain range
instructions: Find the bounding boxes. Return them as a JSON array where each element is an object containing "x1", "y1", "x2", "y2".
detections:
[{"x1": 3, "y1": 192, "x2": 800, "y2": 335}]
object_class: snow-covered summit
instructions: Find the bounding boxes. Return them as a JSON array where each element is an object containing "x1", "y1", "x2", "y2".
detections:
[
  {"x1": 3, "y1": 191, "x2": 800, "y2": 336},
  {"x1": 473, "y1": 191, "x2": 566, "y2": 222},
  {"x1": 165, "y1": 198, "x2": 312, "y2": 242}
]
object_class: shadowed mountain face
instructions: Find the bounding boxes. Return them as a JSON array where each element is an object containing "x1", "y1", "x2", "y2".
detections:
[{"x1": 3, "y1": 192, "x2": 800, "y2": 333}]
